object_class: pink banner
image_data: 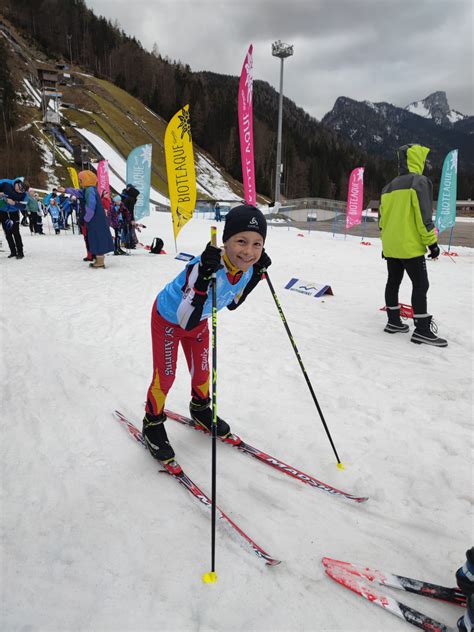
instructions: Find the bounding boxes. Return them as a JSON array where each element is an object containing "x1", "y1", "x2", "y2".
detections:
[
  {"x1": 238, "y1": 44, "x2": 256, "y2": 206},
  {"x1": 97, "y1": 160, "x2": 110, "y2": 198},
  {"x1": 345, "y1": 167, "x2": 365, "y2": 229}
]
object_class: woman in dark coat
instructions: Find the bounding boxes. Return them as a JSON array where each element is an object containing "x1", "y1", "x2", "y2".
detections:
[{"x1": 60, "y1": 170, "x2": 114, "y2": 268}]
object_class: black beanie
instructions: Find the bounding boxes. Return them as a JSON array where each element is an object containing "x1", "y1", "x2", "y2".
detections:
[{"x1": 222, "y1": 205, "x2": 267, "y2": 242}]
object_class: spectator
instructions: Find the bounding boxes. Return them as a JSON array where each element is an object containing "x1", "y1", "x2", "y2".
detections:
[
  {"x1": 60, "y1": 170, "x2": 114, "y2": 268},
  {"x1": 110, "y1": 195, "x2": 127, "y2": 255},
  {"x1": 121, "y1": 184, "x2": 139, "y2": 249},
  {"x1": 0, "y1": 177, "x2": 29, "y2": 259},
  {"x1": 46, "y1": 197, "x2": 61, "y2": 234},
  {"x1": 379, "y1": 144, "x2": 447, "y2": 347},
  {"x1": 25, "y1": 190, "x2": 44, "y2": 235}
]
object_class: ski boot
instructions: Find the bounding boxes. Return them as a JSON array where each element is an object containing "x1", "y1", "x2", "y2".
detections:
[
  {"x1": 411, "y1": 315, "x2": 448, "y2": 347},
  {"x1": 457, "y1": 594, "x2": 474, "y2": 632},
  {"x1": 457, "y1": 549, "x2": 474, "y2": 595},
  {"x1": 189, "y1": 397, "x2": 231, "y2": 437},
  {"x1": 142, "y1": 412, "x2": 175, "y2": 462},
  {"x1": 384, "y1": 306, "x2": 409, "y2": 334}
]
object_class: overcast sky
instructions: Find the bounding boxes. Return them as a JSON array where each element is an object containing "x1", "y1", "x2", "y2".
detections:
[{"x1": 87, "y1": 0, "x2": 473, "y2": 120}]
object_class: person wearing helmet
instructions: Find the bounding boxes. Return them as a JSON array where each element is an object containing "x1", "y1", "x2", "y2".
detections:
[{"x1": 379, "y1": 144, "x2": 447, "y2": 347}]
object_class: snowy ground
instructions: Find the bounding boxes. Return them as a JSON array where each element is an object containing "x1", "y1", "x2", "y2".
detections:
[{"x1": 1, "y1": 211, "x2": 472, "y2": 632}]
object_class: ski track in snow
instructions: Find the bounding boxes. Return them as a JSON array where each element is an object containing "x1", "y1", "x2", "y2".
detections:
[{"x1": 1, "y1": 213, "x2": 472, "y2": 632}]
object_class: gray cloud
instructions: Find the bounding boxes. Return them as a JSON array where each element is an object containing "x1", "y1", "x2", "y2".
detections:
[{"x1": 87, "y1": 0, "x2": 474, "y2": 119}]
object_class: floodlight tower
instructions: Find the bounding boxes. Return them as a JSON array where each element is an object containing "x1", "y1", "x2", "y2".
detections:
[{"x1": 272, "y1": 40, "x2": 293, "y2": 208}]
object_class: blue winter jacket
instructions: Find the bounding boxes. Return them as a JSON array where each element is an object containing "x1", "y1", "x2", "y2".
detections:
[{"x1": 0, "y1": 178, "x2": 27, "y2": 212}]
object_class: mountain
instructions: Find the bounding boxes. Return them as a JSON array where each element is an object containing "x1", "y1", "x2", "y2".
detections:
[
  {"x1": 322, "y1": 94, "x2": 474, "y2": 190},
  {"x1": 405, "y1": 91, "x2": 467, "y2": 127},
  {"x1": 0, "y1": 0, "x2": 400, "y2": 203},
  {"x1": 1, "y1": 0, "x2": 473, "y2": 201}
]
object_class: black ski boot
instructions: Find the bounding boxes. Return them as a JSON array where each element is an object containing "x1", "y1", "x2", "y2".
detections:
[
  {"x1": 142, "y1": 412, "x2": 175, "y2": 462},
  {"x1": 384, "y1": 306, "x2": 410, "y2": 334},
  {"x1": 457, "y1": 594, "x2": 474, "y2": 632},
  {"x1": 456, "y1": 548, "x2": 474, "y2": 595},
  {"x1": 411, "y1": 315, "x2": 448, "y2": 347},
  {"x1": 189, "y1": 397, "x2": 231, "y2": 437}
]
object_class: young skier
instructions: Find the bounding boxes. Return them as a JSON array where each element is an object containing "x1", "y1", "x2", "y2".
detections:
[
  {"x1": 47, "y1": 197, "x2": 61, "y2": 234},
  {"x1": 143, "y1": 204, "x2": 271, "y2": 462}
]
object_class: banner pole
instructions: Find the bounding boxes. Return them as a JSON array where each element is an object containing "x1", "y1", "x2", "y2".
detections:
[
  {"x1": 447, "y1": 225, "x2": 454, "y2": 253},
  {"x1": 264, "y1": 272, "x2": 344, "y2": 468},
  {"x1": 202, "y1": 225, "x2": 219, "y2": 584}
]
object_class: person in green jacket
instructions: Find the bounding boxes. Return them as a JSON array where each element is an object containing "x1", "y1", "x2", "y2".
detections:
[
  {"x1": 25, "y1": 190, "x2": 44, "y2": 235},
  {"x1": 379, "y1": 144, "x2": 447, "y2": 347}
]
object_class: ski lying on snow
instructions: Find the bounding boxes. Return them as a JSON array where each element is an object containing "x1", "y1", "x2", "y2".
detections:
[
  {"x1": 165, "y1": 409, "x2": 368, "y2": 504},
  {"x1": 114, "y1": 411, "x2": 281, "y2": 567},
  {"x1": 322, "y1": 558, "x2": 466, "y2": 607},
  {"x1": 324, "y1": 563, "x2": 454, "y2": 631}
]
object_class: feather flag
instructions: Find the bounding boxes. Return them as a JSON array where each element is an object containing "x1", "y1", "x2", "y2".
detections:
[
  {"x1": 126, "y1": 144, "x2": 152, "y2": 220},
  {"x1": 97, "y1": 160, "x2": 110, "y2": 198},
  {"x1": 238, "y1": 45, "x2": 256, "y2": 206},
  {"x1": 164, "y1": 105, "x2": 196, "y2": 240},
  {"x1": 435, "y1": 150, "x2": 458, "y2": 234},
  {"x1": 67, "y1": 167, "x2": 79, "y2": 189},
  {"x1": 345, "y1": 167, "x2": 365, "y2": 229}
]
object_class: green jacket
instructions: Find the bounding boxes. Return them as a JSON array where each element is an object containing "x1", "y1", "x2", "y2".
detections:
[
  {"x1": 379, "y1": 144, "x2": 437, "y2": 258},
  {"x1": 26, "y1": 195, "x2": 41, "y2": 213}
]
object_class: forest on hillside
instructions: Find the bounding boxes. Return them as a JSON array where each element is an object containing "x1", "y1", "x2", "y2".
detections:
[{"x1": 1, "y1": 0, "x2": 472, "y2": 200}]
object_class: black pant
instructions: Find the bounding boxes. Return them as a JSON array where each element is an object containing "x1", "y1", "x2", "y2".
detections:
[
  {"x1": 1, "y1": 211, "x2": 24, "y2": 256},
  {"x1": 385, "y1": 256, "x2": 429, "y2": 315}
]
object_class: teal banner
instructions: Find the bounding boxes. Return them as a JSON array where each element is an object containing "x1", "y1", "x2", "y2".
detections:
[
  {"x1": 435, "y1": 149, "x2": 458, "y2": 234},
  {"x1": 126, "y1": 144, "x2": 152, "y2": 220}
]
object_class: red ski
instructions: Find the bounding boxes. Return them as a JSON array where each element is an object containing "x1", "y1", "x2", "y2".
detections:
[
  {"x1": 324, "y1": 563, "x2": 453, "y2": 631},
  {"x1": 114, "y1": 411, "x2": 281, "y2": 567},
  {"x1": 165, "y1": 409, "x2": 368, "y2": 503}
]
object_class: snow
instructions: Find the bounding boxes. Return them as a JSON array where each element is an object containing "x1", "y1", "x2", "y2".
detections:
[
  {"x1": 1, "y1": 213, "x2": 472, "y2": 632},
  {"x1": 195, "y1": 154, "x2": 242, "y2": 201},
  {"x1": 448, "y1": 110, "x2": 465, "y2": 124},
  {"x1": 77, "y1": 127, "x2": 240, "y2": 204},
  {"x1": 22, "y1": 77, "x2": 42, "y2": 107},
  {"x1": 406, "y1": 102, "x2": 431, "y2": 119},
  {"x1": 76, "y1": 128, "x2": 169, "y2": 205}
]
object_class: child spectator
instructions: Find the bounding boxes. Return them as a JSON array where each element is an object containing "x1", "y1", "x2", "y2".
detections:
[
  {"x1": 110, "y1": 195, "x2": 127, "y2": 255},
  {"x1": 47, "y1": 197, "x2": 61, "y2": 234}
]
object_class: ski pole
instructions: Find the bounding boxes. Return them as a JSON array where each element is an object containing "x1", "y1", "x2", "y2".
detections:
[
  {"x1": 264, "y1": 272, "x2": 344, "y2": 469},
  {"x1": 203, "y1": 225, "x2": 219, "y2": 584}
]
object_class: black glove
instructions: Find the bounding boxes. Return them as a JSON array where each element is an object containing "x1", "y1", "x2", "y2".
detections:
[
  {"x1": 199, "y1": 242, "x2": 223, "y2": 278},
  {"x1": 428, "y1": 243, "x2": 440, "y2": 259},
  {"x1": 254, "y1": 249, "x2": 272, "y2": 274}
]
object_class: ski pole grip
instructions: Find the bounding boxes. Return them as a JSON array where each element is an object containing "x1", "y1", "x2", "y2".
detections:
[{"x1": 210, "y1": 225, "x2": 217, "y2": 247}]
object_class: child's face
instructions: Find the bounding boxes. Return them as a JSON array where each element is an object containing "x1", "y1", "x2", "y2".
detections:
[{"x1": 224, "y1": 231, "x2": 264, "y2": 272}]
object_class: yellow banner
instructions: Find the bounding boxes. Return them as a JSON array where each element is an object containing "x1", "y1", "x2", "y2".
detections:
[
  {"x1": 164, "y1": 104, "x2": 196, "y2": 240},
  {"x1": 67, "y1": 167, "x2": 79, "y2": 189}
]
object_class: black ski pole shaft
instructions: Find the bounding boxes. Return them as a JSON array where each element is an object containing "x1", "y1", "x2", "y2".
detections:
[
  {"x1": 203, "y1": 226, "x2": 219, "y2": 583},
  {"x1": 264, "y1": 272, "x2": 344, "y2": 468}
]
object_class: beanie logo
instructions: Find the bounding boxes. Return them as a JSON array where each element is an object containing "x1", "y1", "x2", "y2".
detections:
[{"x1": 249, "y1": 217, "x2": 259, "y2": 227}]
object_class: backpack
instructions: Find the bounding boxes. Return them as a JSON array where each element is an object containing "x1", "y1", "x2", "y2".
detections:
[{"x1": 150, "y1": 237, "x2": 164, "y2": 254}]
